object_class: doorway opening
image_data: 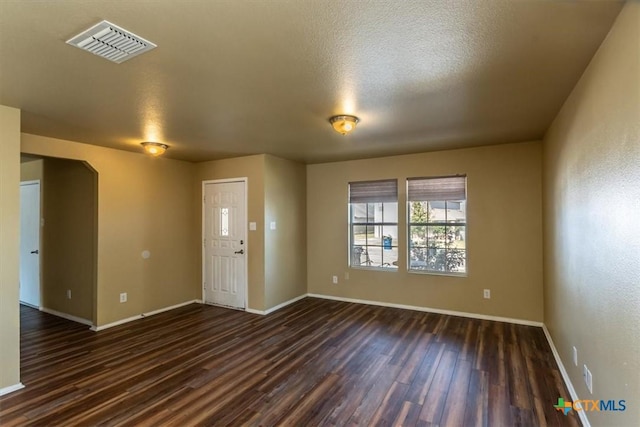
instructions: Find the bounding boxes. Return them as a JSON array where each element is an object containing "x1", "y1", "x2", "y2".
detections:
[{"x1": 19, "y1": 154, "x2": 98, "y2": 326}]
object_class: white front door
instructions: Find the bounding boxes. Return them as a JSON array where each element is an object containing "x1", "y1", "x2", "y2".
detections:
[
  {"x1": 20, "y1": 181, "x2": 41, "y2": 307},
  {"x1": 203, "y1": 180, "x2": 247, "y2": 309}
]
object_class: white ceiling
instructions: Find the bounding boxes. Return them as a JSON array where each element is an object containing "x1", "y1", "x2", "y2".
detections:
[{"x1": 0, "y1": 0, "x2": 624, "y2": 163}]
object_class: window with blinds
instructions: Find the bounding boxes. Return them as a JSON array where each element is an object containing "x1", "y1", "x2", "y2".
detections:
[
  {"x1": 348, "y1": 179, "x2": 398, "y2": 269},
  {"x1": 407, "y1": 176, "x2": 467, "y2": 274}
]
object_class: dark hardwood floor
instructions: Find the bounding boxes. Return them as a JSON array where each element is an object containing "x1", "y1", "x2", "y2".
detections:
[{"x1": 1, "y1": 298, "x2": 580, "y2": 426}]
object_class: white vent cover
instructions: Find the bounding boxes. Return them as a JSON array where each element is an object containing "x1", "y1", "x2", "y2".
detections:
[{"x1": 66, "y1": 20, "x2": 156, "y2": 64}]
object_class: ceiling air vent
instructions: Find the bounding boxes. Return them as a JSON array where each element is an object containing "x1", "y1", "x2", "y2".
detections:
[{"x1": 66, "y1": 20, "x2": 156, "y2": 64}]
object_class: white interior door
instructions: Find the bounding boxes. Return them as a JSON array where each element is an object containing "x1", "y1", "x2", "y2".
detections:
[
  {"x1": 203, "y1": 180, "x2": 247, "y2": 309},
  {"x1": 20, "y1": 181, "x2": 41, "y2": 307}
]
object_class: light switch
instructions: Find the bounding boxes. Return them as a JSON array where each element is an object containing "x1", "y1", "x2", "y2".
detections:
[
  {"x1": 270, "y1": 221, "x2": 276, "y2": 230},
  {"x1": 249, "y1": 222, "x2": 257, "y2": 231}
]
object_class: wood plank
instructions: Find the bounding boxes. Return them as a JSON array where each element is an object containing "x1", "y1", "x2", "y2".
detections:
[
  {"x1": 439, "y1": 359, "x2": 472, "y2": 427},
  {"x1": 462, "y1": 368, "x2": 489, "y2": 427},
  {"x1": 418, "y1": 350, "x2": 458, "y2": 424}
]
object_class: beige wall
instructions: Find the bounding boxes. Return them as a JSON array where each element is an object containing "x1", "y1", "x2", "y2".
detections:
[
  {"x1": 307, "y1": 141, "x2": 543, "y2": 322},
  {"x1": 543, "y1": 2, "x2": 639, "y2": 425},
  {"x1": 40, "y1": 158, "x2": 97, "y2": 322},
  {"x1": 21, "y1": 133, "x2": 198, "y2": 326},
  {"x1": 195, "y1": 155, "x2": 266, "y2": 311},
  {"x1": 264, "y1": 155, "x2": 307, "y2": 309},
  {"x1": 20, "y1": 158, "x2": 43, "y2": 181},
  {"x1": 0, "y1": 105, "x2": 21, "y2": 391}
]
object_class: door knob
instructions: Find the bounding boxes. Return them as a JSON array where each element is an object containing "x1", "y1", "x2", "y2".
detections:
[
  {"x1": 234, "y1": 249, "x2": 244, "y2": 255},
  {"x1": 30, "y1": 250, "x2": 39, "y2": 254}
]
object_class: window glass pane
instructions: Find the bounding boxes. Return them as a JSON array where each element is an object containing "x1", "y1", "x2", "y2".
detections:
[
  {"x1": 220, "y1": 208, "x2": 229, "y2": 236},
  {"x1": 353, "y1": 225, "x2": 367, "y2": 246},
  {"x1": 351, "y1": 203, "x2": 368, "y2": 223},
  {"x1": 446, "y1": 249, "x2": 466, "y2": 273},
  {"x1": 446, "y1": 226, "x2": 466, "y2": 250},
  {"x1": 446, "y1": 200, "x2": 466, "y2": 223},
  {"x1": 454, "y1": 226, "x2": 466, "y2": 245},
  {"x1": 442, "y1": 226, "x2": 455, "y2": 248},
  {"x1": 409, "y1": 246, "x2": 427, "y2": 269},
  {"x1": 428, "y1": 201, "x2": 446, "y2": 221},
  {"x1": 382, "y1": 225, "x2": 397, "y2": 248},
  {"x1": 411, "y1": 213, "x2": 467, "y2": 273},
  {"x1": 427, "y1": 226, "x2": 446, "y2": 248},
  {"x1": 365, "y1": 225, "x2": 377, "y2": 246},
  {"x1": 357, "y1": 245, "x2": 373, "y2": 267},
  {"x1": 351, "y1": 244, "x2": 366, "y2": 267},
  {"x1": 409, "y1": 201, "x2": 428, "y2": 224},
  {"x1": 367, "y1": 203, "x2": 377, "y2": 222},
  {"x1": 409, "y1": 225, "x2": 426, "y2": 248},
  {"x1": 381, "y1": 247, "x2": 398, "y2": 268},
  {"x1": 383, "y1": 202, "x2": 398, "y2": 223},
  {"x1": 364, "y1": 246, "x2": 382, "y2": 267},
  {"x1": 427, "y1": 248, "x2": 447, "y2": 272}
]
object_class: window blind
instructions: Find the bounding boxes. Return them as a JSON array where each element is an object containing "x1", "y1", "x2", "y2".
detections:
[
  {"x1": 349, "y1": 179, "x2": 398, "y2": 203},
  {"x1": 407, "y1": 176, "x2": 466, "y2": 201}
]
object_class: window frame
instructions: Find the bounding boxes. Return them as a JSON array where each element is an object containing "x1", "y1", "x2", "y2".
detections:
[
  {"x1": 348, "y1": 180, "x2": 399, "y2": 271},
  {"x1": 406, "y1": 176, "x2": 467, "y2": 277}
]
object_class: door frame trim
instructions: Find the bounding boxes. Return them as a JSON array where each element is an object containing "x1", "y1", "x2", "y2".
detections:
[
  {"x1": 201, "y1": 178, "x2": 249, "y2": 310},
  {"x1": 20, "y1": 180, "x2": 41, "y2": 308}
]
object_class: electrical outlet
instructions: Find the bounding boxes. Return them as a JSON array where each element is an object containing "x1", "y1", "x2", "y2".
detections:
[
  {"x1": 120, "y1": 292, "x2": 127, "y2": 303},
  {"x1": 483, "y1": 289, "x2": 491, "y2": 299},
  {"x1": 332, "y1": 276, "x2": 338, "y2": 285},
  {"x1": 66, "y1": 289, "x2": 71, "y2": 299},
  {"x1": 573, "y1": 346, "x2": 578, "y2": 366}
]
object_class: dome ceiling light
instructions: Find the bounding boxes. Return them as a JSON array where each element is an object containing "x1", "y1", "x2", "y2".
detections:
[
  {"x1": 141, "y1": 142, "x2": 169, "y2": 156},
  {"x1": 329, "y1": 115, "x2": 360, "y2": 135}
]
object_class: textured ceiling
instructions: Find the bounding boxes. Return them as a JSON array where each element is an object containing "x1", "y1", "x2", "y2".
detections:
[{"x1": 0, "y1": 0, "x2": 624, "y2": 163}]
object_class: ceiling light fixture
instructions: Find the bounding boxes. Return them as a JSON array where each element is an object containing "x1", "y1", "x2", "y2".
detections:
[
  {"x1": 329, "y1": 115, "x2": 360, "y2": 135},
  {"x1": 141, "y1": 142, "x2": 169, "y2": 156}
]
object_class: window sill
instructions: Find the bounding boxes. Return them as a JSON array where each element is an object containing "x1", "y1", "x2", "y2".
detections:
[
  {"x1": 350, "y1": 266, "x2": 398, "y2": 273},
  {"x1": 408, "y1": 269, "x2": 467, "y2": 278}
]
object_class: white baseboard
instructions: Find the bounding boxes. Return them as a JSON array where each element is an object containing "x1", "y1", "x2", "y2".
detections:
[
  {"x1": 91, "y1": 300, "x2": 201, "y2": 331},
  {"x1": 142, "y1": 300, "x2": 200, "y2": 318},
  {"x1": 0, "y1": 382, "x2": 24, "y2": 397},
  {"x1": 265, "y1": 293, "x2": 308, "y2": 315},
  {"x1": 40, "y1": 307, "x2": 93, "y2": 327},
  {"x1": 244, "y1": 293, "x2": 308, "y2": 315},
  {"x1": 307, "y1": 293, "x2": 543, "y2": 327},
  {"x1": 90, "y1": 314, "x2": 142, "y2": 332},
  {"x1": 20, "y1": 301, "x2": 39, "y2": 309},
  {"x1": 543, "y1": 325, "x2": 591, "y2": 427}
]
